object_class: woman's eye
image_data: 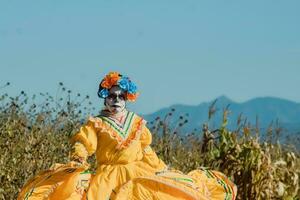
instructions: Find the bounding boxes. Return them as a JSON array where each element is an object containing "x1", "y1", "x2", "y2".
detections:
[
  {"x1": 107, "y1": 94, "x2": 114, "y2": 99},
  {"x1": 108, "y1": 94, "x2": 125, "y2": 100}
]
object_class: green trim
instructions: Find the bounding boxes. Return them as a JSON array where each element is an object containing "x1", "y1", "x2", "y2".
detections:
[
  {"x1": 100, "y1": 112, "x2": 135, "y2": 139},
  {"x1": 209, "y1": 170, "x2": 233, "y2": 200},
  {"x1": 203, "y1": 169, "x2": 214, "y2": 178},
  {"x1": 217, "y1": 179, "x2": 230, "y2": 200},
  {"x1": 24, "y1": 188, "x2": 34, "y2": 200},
  {"x1": 172, "y1": 177, "x2": 194, "y2": 183},
  {"x1": 122, "y1": 111, "x2": 131, "y2": 129},
  {"x1": 80, "y1": 170, "x2": 94, "y2": 174},
  {"x1": 101, "y1": 112, "x2": 134, "y2": 137}
]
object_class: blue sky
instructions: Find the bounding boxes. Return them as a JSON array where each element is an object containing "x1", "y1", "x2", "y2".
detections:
[{"x1": 1, "y1": 0, "x2": 299, "y2": 114}]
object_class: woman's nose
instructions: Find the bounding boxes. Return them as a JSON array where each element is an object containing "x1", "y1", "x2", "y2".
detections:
[{"x1": 114, "y1": 96, "x2": 121, "y2": 102}]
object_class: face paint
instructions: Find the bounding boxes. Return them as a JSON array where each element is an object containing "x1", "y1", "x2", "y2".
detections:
[{"x1": 104, "y1": 85, "x2": 126, "y2": 114}]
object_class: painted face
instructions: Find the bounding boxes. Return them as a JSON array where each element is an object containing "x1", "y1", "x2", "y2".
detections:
[{"x1": 104, "y1": 85, "x2": 126, "y2": 114}]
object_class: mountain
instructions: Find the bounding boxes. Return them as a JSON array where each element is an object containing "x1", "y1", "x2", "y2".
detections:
[{"x1": 142, "y1": 96, "x2": 300, "y2": 138}]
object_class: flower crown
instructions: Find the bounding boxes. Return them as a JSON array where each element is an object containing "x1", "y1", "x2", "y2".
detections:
[{"x1": 97, "y1": 72, "x2": 139, "y2": 102}]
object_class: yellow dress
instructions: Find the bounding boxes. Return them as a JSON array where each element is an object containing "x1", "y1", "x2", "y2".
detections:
[{"x1": 18, "y1": 111, "x2": 237, "y2": 200}]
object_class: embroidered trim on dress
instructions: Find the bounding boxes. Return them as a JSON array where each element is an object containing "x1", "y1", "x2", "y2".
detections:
[
  {"x1": 99, "y1": 111, "x2": 135, "y2": 139},
  {"x1": 131, "y1": 176, "x2": 201, "y2": 200},
  {"x1": 201, "y1": 169, "x2": 235, "y2": 200},
  {"x1": 88, "y1": 115, "x2": 146, "y2": 149}
]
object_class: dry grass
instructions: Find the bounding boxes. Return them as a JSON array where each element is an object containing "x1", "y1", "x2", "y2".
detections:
[{"x1": 0, "y1": 83, "x2": 299, "y2": 200}]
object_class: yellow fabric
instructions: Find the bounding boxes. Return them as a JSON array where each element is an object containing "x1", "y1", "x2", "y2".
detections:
[
  {"x1": 18, "y1": 113, "x2": 237, "y2": 200},
  {"x1": 17, "y1": 162, "x2": 91, "y2": 200},
  {"x1": 70, "y1": 142, "x2": 88, "y2": 162},
  {"x1": 70, "y1": 120, "x2": 98, "y2": 156}
]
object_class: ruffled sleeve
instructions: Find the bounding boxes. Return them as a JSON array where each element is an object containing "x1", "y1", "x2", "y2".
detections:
[
  {"x1": 70, "y1": 117, "x2": 99, "y2": 162},
  {"x1": 140, "y1": 122, "x2": 167, "y2": 170}
]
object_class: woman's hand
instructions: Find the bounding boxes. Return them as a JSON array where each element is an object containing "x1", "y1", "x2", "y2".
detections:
[
  {"x1": 71, "y1": 156, "x2": 85, "y2": 165},
  {"x1": 70, "y1": 156, "x2": 90, "y2": 169}
]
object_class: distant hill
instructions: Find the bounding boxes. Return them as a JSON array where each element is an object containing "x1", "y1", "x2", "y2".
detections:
[{"x1": 142, "y1": 96, "x2": 300, "y2": 140}]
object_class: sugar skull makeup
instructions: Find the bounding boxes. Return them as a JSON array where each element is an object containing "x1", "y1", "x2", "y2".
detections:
[{"x1": 104, "y1": 85, "x2": 126, "y2": 114}]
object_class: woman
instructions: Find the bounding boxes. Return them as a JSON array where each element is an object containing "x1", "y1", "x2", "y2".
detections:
[{"x1": 18, "y1": 72, "x2": 237, "y2": 200}]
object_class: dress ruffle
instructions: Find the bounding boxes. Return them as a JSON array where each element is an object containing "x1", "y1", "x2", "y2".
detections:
[{"x1": 87, "y1": 115, "x2": 146, "y2": 150}]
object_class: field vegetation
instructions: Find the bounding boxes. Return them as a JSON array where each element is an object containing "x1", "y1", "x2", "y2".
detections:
[{"x1": 0, "y1": 82, "x2": 299, "y2": 199}]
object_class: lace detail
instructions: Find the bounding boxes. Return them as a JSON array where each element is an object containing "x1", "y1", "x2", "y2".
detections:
[
  {"x1": 118, "y1": 118, "x2": 145, "y2": 149},
  {"x1": 88, "y1": 115, "x2": 146, "y2": 149}
]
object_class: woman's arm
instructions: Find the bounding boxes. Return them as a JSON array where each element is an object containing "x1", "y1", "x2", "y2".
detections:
[
  {"x1": 69, "y1": 120, "x2": 98, "y2": 164},
  {"x1": 140, "y1": 123, "x2": 167, "y2": 170}
]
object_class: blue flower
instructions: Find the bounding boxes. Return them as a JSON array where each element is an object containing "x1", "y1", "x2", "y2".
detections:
[
  {"x1": 118, "y1": 77, "x2": 130, "y2": 91},
  {"x1": 98, "y1": 88, "x2": 109, "y2": 98},
  {"x1": 128, "y1": 81, "x2": 137, "y2": 94}
]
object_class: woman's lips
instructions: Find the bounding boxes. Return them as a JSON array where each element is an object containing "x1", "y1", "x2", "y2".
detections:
[{"x1": 112, "y1": 105, "x2": 121, "y2": 108}]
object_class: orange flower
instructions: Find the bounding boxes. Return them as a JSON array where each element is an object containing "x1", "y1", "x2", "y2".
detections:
[
  {"x1": 99, "y1": 71, "x2": 139, "y2": 102},
  {"x1": 109, "y1": 72, "x2": 120, "y2": 86},
  {"x1": 126, "y1": 92, "x2": 139, "y2": 102},
  {"x1": 101, "y1": 72, "x2": 120, "y2": 89},
  {"x1": 101, "y1": 79, "x2": 111, "y2": 88}
]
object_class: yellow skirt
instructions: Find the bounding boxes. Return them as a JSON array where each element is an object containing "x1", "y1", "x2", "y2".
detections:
[
  {"x1": 18, "y1": 164, "x2": 236, "y2": 200},
  {"x1": 17, "y1": 162, "x2": 92, "y2": 200},
  {"x1": 112, "y1": 169, "x2": 236, "y2": 200}
]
